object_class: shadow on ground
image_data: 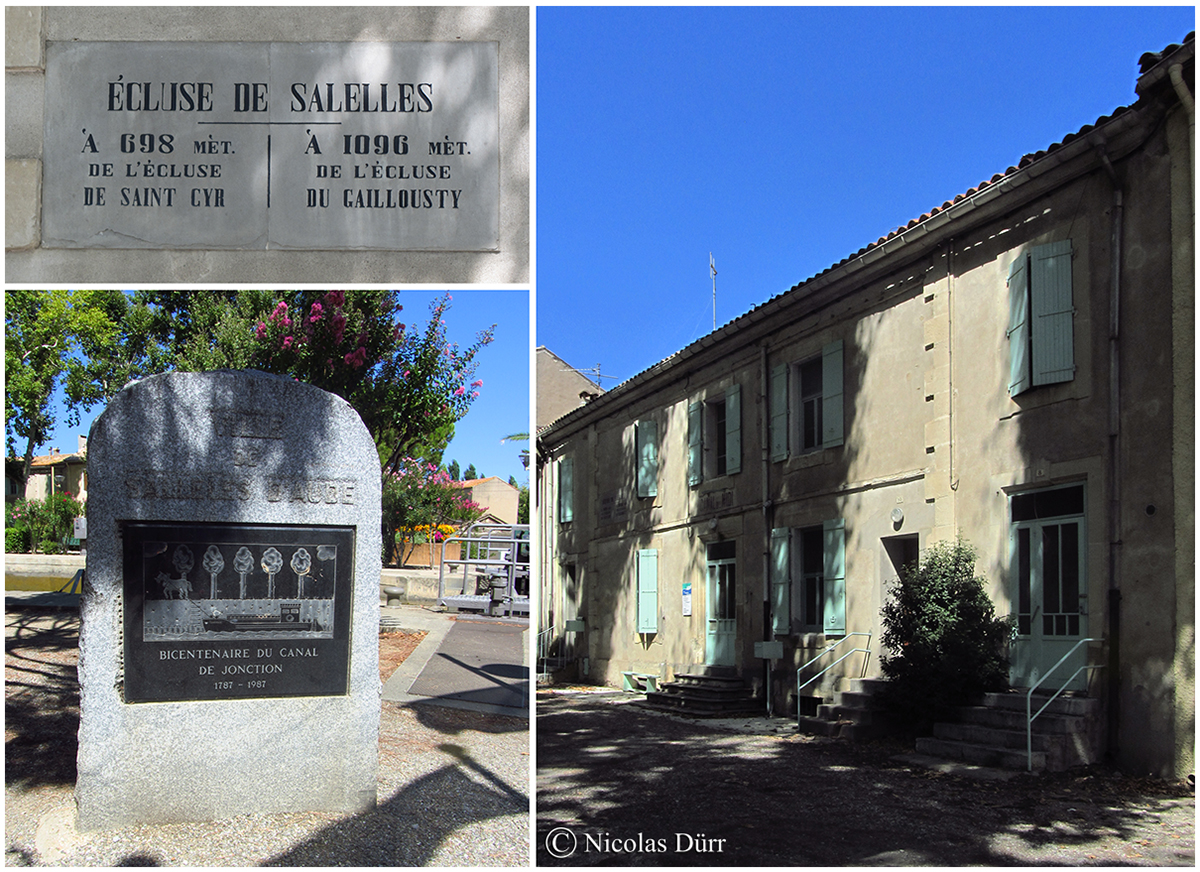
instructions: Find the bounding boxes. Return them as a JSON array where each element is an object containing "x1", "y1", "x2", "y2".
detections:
[
  {"x1": 536, "y1": 692, "x2": 1194, "y2": 866},
  {"x1": 266, "y1": 752, "x2": 527, "y2": 865},
  {"x1": 4, "y1": 609, "x2": 80, "y2": 790}
]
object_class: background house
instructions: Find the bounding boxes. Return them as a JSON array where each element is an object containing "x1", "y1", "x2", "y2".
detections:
[
  {"x1": 536, "y1": 346, "x2": 605, "y2": 431},
  {"x1": 454, "y1": 476, "x2": 520, "y2": 526},
  {"x1": 22, "y1": 436, "x2": 88, "y2": 501},
  {"x1": 538, "y1": 35, "x2": 1193, "y2": 778}
]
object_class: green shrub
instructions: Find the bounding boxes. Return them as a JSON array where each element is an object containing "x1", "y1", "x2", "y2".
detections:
[
  {"x1": 5, "y1": 525, "x2": 30, "y2": 554},
  {"x1": 878, "y1": 538, "x2": 1012, "y2": 732},
  {"x1": 38, "y1": 538, "x2": 65, "y2": 555}
]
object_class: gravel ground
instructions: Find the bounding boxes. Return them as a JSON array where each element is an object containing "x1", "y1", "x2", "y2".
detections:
[
  {"x1": 5, "y1": 608, "x2": 529, "y2": 867},
  {"x1": 537, "y1": 688, "x2": 1194, "y2": 866}
]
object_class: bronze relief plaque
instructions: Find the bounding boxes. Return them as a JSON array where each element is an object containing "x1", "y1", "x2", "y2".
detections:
[{"x1": 122, "y1": 522, "x2": 355, "y2": 702}]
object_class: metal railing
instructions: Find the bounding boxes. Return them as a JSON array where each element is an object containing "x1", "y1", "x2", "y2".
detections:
[
  {"x1": 1025, "y1": 637, "x2": 1104, "y2": 771},
  {"x1": 537, "y1": 626, "x2": 553, "y2": 684},
  {"x1": 795, "y1": 632, "x2": 872, "y2": 724},
  {"x1": 437, "y1": 522, "x2": 529, "y2": 617}
]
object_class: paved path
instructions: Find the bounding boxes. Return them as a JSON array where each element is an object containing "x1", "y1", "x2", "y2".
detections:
[{"x1": 382, "y1": 605, "x2": 529, "y2": 718}]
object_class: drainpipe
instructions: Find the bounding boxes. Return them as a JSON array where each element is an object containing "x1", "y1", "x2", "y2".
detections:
[
  {"x1": 761, "y1": 343, "x2": 773, "y2": 716},
  {"x1": 1168, "y1": 63, "x2": 1195, "y2": 181},
  {"x1": 1097, "y1": 145, "x2": 1123, "y2": 761}
]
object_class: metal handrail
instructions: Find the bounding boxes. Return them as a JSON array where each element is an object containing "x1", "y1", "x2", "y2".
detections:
[
  {"x1": 1025, "y1": 637, "x2": 1104, "y2": 771},
  {"x1": 537, "y1": 627, "x2": 553, "y2": 684},
  {"x1": 436, "y1": 522, "x2": 529, "y2": 616},
  {"x1": 795, "y1": 633, "x2": 872, "y2": 723}
]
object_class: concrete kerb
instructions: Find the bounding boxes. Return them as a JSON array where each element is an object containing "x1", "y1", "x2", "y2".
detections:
[{"x1": 381, "y1": 604, "x2": 529, "y2": 718}]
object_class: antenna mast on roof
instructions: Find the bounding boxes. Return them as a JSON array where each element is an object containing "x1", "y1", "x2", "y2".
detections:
[
  {"x1": 710, "y1": 253, "x2": 717, "y2": 331},
  {"x1": 561, "y1": 364, "x2": 619, "y2": 386}
]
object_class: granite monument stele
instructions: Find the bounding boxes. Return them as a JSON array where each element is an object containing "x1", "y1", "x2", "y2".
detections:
[{"x1": 77, "y1": 370, "x2": 381, "y2": 830}]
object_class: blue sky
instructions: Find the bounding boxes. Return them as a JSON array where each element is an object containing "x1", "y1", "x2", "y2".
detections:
[
  {"x1": 535, "y1": 5, "x2": 1195, "y2": 387},
  {"x1": 34, "y1": 290, "x2": 531, "y2": 485}
]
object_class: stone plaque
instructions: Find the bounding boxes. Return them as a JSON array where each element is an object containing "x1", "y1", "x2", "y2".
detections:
[
  {"x1": 43, "y1": 41, "x2": 498, "y2": 250},
  {"x1": 122, "y1": 522, "x2": 354, "y2": 703},
  {"x1": 78, "y1": 370, "x2": 381, "y2": 830}
]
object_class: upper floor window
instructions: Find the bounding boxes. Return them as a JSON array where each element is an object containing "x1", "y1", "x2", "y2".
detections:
[
  {"x1": 770, "y1": 340, "x2": 844, "y2": 461},
  {"x1": 635, "y1": 418, "x2": 658, "y2": 498},
  {"x1": 1007, "y1": 240, "x2": 1075, "y2": 397},
  {"x1": 557, "y1": 456, "x2": 574, "y2": 524},
  {"x1": 688, "y1": 384, "x2": 742, "y2": 487}
]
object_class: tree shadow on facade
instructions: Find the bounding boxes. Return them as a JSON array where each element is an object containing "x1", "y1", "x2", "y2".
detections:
[
  {"x1": 535, "y1": 695, "x2": 1192, "y2": 866},
  {"x1": 4, "y1": 608, "x2": 80, "y2": 789}
]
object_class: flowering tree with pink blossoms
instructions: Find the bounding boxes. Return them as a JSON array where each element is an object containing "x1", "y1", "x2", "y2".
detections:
[
  {"x1": 382, "y1": 458, "x2": 484, "y2": 566},
  {"x1": 243, "y1": 291, "x2": 494, "y2": 473}
]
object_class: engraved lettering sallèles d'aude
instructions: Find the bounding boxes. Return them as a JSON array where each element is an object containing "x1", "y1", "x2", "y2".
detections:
[{"x1": 123, "y1": 471, "x2": 356, "y2": 505}]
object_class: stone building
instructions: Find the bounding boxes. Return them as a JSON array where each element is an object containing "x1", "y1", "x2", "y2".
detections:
[
  {"x1": 536, "y1": 346, "x2": 605, "y2": 431},
  {"x1": 537, "y1": 36, "x2": 1194, "y2": 777}
]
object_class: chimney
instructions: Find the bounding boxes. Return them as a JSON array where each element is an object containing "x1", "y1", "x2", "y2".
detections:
[{"x1": 78, "y1": 435, "x2": 88, "y2": 455}]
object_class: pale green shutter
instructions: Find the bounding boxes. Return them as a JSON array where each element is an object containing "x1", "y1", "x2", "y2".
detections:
[
  {"x1": 558, "y1": 457, "x2": 574, "y2": 523},
  {"x1": 725, "y1": 384, "x2": 741, "y2": 475},
  {"x1": 1007, "y1": 253, "x2": 1031, "y2": 396},
  {"x1": 636, "y1": 548, "x2": 658, "y2": 634},
  {"x1": 822, "y1": 341, "x2": 844, "y2": 447},
  {"x1": 636, "y1": 419, "x2": 658, "y2": 498},
  {"x1": 687, "y1": 401, "x2": 703, "y2": 487},
  {"x1": 1030, "y1": 240, "x2": 1075, "y2": 386},
  {"x1": 823, "y1": 518, "x2": 846, "y2": 635},
  {"x1": 770, "y1": 363, "x2": 788, "y2": 461},
  {"x1": 770, "y1": 527, "x2": 790, "y2": 635}
]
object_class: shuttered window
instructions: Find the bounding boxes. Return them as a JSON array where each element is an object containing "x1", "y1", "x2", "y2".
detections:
[
  {"x1": 777, "y1": 518, "x2": 847, "y2": 636},
  {"x1": 1008, "y1": 240, "x2": 1075, "y2": 396},
  {"x1": 690, "y1": 385, "x2": 742, "y2": 487},
  {"x1": 772, "y1": 341, "x2": 844, "y2": 461},
  {"x1": 724, "y1": 383, "x2": 742, "y2": 475},
  {"x1": 821, "y1": 341, "x2": 844, "y2": 448},
  {"x1": 770, "y1": 363, "x2": 788, "y2": 461},
  {"x1": 558, "y1": 456, "x2": 574, "y2": 524},
  {"x1": 635, "y1": 418, "x2": 658, "y2": 498},
  {"x1": 822, "y1": 518, "x2": 846, "y2": 635},
  {"x1": 636, "y1": 548, "x2": 658, "y2": 634},
  {"x1": 687, "y1": 401, "x2": 703, "y2": 486},
  {"x1": 770, "y1": 528, "x2": 790, "y2": 635}
]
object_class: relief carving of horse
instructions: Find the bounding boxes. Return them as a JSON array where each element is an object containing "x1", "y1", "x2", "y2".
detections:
[{"x1": 157, "y1": 571, "x2": 192, "y2": 600}]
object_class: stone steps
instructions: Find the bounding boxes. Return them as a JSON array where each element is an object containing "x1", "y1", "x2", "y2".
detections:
[
  {"x1": 795, "y1": 677, "x2": 891, "y2": 741},
  {"x1": 642, "y1": 670, "x2": 762, "y2": 717},
  {"x1": 915, "y1": 692, "x2": 1103, "y2": 772}
]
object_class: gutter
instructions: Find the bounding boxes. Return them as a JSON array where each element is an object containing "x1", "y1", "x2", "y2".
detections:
[
  {"x1": 1096, "y1": 144, "x2": 1124, "y2": 761},
  {"x1": 538, "y1": 106, "x2": 1148, "y2": 447},
  {"x1": 1168, "y1": 63, "x2": 1195, "y2": 181}
]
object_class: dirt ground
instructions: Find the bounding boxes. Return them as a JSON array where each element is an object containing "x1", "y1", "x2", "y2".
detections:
[
  {"x1": 536, "y1": 688, "x2": 1194, "y2": 866},
  {"x1": 378, "y1": 628, "x2": 427, "y2": 682},
  {"x1": 5, "y1": 608, "x2": 527, "y2": 866}
]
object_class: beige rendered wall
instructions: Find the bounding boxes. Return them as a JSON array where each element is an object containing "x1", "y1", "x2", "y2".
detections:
[
  {"x1": 5, "y1": 5, "x2": 529, "y2": 283},
  {"x1": 536, "y1": 347, "x2": 602, "y2": 430}
]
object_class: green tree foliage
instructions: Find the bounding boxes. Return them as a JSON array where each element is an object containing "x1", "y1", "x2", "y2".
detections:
[
  {"x1": 878, "y1": 539, "x2": 1012, "y2": 732},
  {"x1": 517, "y1": 484, "x2": 529, "y2": 525},
  {"x1": 5, "y1": 289, "x2": 126, "y2": 478},
  {"x1": 447, "y1": 459, "x2": 461, "y2": 481},
  {"x1": 463, "y1": 463, "x2": 478, "y2": 481},
  {"x1": 113, "y1": 291, "x2": 493, "y2": 472}
]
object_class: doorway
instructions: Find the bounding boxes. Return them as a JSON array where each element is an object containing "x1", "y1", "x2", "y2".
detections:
[
  {"x1": 1008, "y1": 485, "x2": 1088, "y2": 691},
  {"x1": 705, "y1": 541, "x2": 736, "y2": 667}
]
